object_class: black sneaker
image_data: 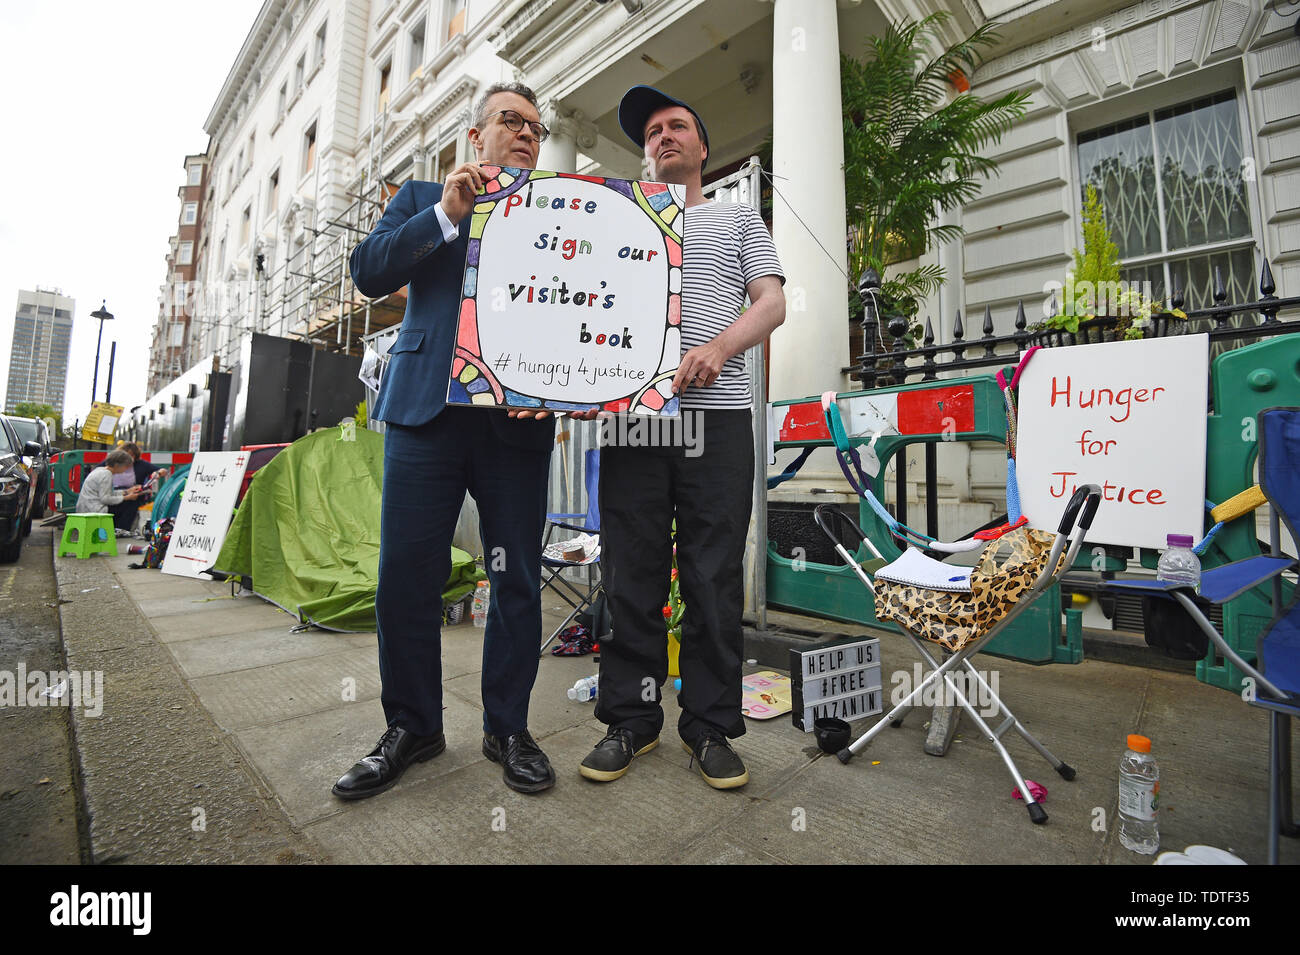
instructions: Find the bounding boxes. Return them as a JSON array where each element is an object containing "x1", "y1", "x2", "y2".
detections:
[
  {"x1": 579, "y1": 727, "x2": 659, "y2": 782},
  {"x1": 681, "y1": 730, "x2": 749, "y2": 789}
]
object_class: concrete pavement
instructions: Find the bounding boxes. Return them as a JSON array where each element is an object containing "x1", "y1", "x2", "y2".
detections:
[{"x1": 50, "y1": 536, "x2": 1297, "y2": 865}]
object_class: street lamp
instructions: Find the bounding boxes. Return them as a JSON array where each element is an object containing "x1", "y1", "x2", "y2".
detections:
[{"x1": 89, "y1": 300, "x2": 114, "y2": 405}]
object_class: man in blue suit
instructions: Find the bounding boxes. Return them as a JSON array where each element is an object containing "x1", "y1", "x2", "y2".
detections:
[{"x1": 334, "y1": 83, "x2": 563, "y2": 798}]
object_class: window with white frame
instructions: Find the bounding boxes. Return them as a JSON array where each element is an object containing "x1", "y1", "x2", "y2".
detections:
[
  {"x1": 409, "y1": 20, "x2": 425, "y2": 80},
  {"x1": 303, "y1": 121, "x2": 317, "y2": 177},
  {"x1": 187, "y1": 163, "x2": 203, "y2": 186},
  {"x1": 1076, "y1": 89, "x2": 1256, "y2": 310},
  {"x1": 315, "y1": 20, "x2": 327, "y2": 67},
  {"x1": 178, "y1": 241, "x2": 194, "y2": 265},
  {"x1": 241, "y1": 205, "x2": 251, "y2": 246},
  {"x1": 182, "y1": 202, "x2": 198, "y2": 225},
  {"x1": 295, "y1": 54, "x2": 306, "y2": 92},
  {"x1": 278, "y1": 82, "x2": 288, "y2": 116},
  {"x1": 445, "y1": 0, "x2": 465, "y2": 42},
  {"x1": 378, "y1": 60, "x2": 392, "y2": 112}
]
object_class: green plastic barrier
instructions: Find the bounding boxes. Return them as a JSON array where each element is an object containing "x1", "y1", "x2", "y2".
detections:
[
  {"x1": 48, "y1": 449, "x2": 194, "y2": 513},
  {"x1": 1190, "y1": 335, "x2": 1300, "y2": 690},
  {"x1": 767, "y1": 374, "x2": 1079, "y2": 665}
]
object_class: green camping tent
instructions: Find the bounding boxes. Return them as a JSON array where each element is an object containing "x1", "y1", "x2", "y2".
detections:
[{"x1": 212, "y1": 426, "x2": 477, "y2": 631}]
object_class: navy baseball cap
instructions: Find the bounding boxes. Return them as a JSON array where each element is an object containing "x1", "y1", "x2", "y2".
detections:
[{"x1": 617, "y1": 85, "x2": 710, "y2": 170}]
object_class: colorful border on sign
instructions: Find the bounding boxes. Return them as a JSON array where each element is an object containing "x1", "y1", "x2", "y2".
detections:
[{"x1": 447, "y1": 166, "x2": 684, "y2": 415}]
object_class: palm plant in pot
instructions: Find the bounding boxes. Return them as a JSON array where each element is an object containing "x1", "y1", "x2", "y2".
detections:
[
  {"x1": 1035, "y1": 184, "x2": 1187, "y2": 345},
  {"x1": 842, "y1": 12, "x2": 1031, "y2": 343}
]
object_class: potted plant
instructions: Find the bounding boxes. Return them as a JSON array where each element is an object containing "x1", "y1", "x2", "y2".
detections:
[
  {"x1": 1034, "y1": 184, "x2": 1187, "y2": 346},
  {"x1": 842, "y1": 13, "x2": 1032, "y2": 338}
]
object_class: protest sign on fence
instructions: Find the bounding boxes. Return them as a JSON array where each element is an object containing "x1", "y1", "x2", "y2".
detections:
[
  {"x1": 1015, "y1": 334, "x2": 1209, "y2": 550},
  {"x1": 447, "y1": 166, "x2": 686, "y2": 416}
]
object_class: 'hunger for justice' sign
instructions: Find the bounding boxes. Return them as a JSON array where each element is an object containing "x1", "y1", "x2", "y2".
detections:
[
  {"x1": 1015, "y1": 334, "x2": 1209, "y2": 550},
  {"x1": 447, "y1": 166, "x2": 685, "y2": 416}
]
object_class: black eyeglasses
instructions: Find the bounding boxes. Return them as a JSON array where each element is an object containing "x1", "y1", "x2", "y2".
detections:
[{"x1": 489, "y1": 109, "x2": 550, "y2": 143}]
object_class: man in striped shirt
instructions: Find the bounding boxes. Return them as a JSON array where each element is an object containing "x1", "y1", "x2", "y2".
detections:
[{"x1": 580, "y1": 86, "x2": 786, "y2": 790}]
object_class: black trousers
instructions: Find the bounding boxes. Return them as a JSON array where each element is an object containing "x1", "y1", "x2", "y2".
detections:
[
  {"x1": 377, "y1": 408, "x2": 551, "y2": 738},
  {"x1": 595, "y1": 409, "x2": 753, "y2": 744}
]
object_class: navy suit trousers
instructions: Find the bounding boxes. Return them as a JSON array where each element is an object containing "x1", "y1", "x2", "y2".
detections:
[{"x1": 376, "y1": 407, "x2": 551, "y2": 738}]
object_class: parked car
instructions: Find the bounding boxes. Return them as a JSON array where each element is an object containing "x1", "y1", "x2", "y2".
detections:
[
  {"x1": 7, "y1": 415, "x2": 51, "y2": 518},
  {"x1": 0, "y1": 415, "x2": 37, "y2": 562}
]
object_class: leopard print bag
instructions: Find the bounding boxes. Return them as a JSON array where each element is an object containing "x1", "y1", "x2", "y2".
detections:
[{"x1": 873, "y1": 527, "x2": 1062, "y2": 652}]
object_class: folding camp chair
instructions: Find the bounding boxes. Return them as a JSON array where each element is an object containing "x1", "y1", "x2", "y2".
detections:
[
  {"x1": 814, "y1": 484, "x2": 1102, "y2": 824},
  {"x1": 1105, "y1": 406, "x2": 1300, "y2": 863},
  {"x1": 539, "y1": 448, "x2": 605, "y2": 655}
]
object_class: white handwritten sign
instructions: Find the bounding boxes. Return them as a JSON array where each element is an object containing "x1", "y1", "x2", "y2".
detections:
[
  {"x1": 162, "y1": 451, "x2": 250, "y2": 578},
  {"x1": 1015, "y1": 334, "x2": 1209, "y2": 550},
  {"x1": 447, "y1": 166, "x2": 685, "y2": 416}
]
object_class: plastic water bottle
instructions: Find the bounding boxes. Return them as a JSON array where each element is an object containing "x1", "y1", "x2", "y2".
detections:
[
  {"x1": 471, "y1": 580, "x2": 490, "y2": 629},
  {"x1": 1156, "y1": 534, "x2": 1200, "y2": 590},
  {"x1": 567, "y1": 675, "x2": 599, "y2": 702},
  {"x1": 1118, "y1": 734, "x2": 1160, "y2": 854}
]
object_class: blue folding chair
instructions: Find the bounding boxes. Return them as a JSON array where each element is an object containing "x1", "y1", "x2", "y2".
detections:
[
  {"x1": 1105, "y1": 406, "x2": 1300, "y2": 863},
  {"x1": 539, "y1": 448, "x2": 604, "y2": 654}
]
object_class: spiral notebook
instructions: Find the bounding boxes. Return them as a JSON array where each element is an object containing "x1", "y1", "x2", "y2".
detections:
[{"x1": 874, "y1": 548, "x2": 973, "y2": 592}]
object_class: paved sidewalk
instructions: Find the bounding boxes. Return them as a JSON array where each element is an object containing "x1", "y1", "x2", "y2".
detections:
[{"x1": 54, "y1": 540, "x2": 1297, "y2": 865}]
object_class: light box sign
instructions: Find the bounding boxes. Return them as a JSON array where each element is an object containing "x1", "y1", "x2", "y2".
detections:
[
  {"x1": 1015, "y1": 334, "x2": 1209, "y2": 551},
  {"x1": 789, "y1": 636, "x2": 883, "y2": 732},
  {"x1": 448, "y1": 166, "x2": 685, "y2": 416}
]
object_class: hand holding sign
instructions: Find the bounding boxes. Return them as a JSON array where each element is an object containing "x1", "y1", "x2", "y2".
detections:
[{"x1": 441, "y1": 162, "x2": 486, "y2": 224}]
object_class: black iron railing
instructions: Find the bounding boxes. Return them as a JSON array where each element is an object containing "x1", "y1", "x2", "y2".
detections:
[{"x1": 848, "y1": 259, "x2": 1300, "y2": 391}]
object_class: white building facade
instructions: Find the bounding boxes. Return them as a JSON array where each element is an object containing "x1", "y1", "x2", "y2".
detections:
[{"x1": 150, "y1": 0, "x2": 1296, "y2": 506}]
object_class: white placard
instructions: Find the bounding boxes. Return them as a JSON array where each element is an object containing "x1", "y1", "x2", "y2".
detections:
[
  {"x1": 448, "y1": 166, "x2": 685, "y2": 415},
  {"x1": 188, "y1": 402, "x2": 203, "y2": 453},
  {"x1": 1015, "y1": 334, "x2": 1209, "y2": 550},
  {"x1": 162, "y1": 451, "x2": 251, "y2": 578}
]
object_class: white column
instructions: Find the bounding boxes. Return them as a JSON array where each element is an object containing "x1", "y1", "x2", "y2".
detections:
[
  {"x1": 769, "y1": 0, "x2": 849, "y2": 480},
  {"x1": 537, "y1": 101, "x2": 597, "y2": 174}
]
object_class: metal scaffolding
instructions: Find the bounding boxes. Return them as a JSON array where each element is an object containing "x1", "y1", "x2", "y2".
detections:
[{"x1": 194, "y1": 111, "x2": 410, "y2": 373}]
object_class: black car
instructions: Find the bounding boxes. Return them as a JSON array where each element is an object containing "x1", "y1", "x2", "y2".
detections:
[
  {"x1": 0, "y1": 415, "x2": 37, "y2": 562},
  {"x1": 8, "y1": 415, "x2": 51, "y2": 518}
]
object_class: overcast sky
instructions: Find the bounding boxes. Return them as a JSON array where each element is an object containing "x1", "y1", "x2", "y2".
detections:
[{"x1": 0, "y1": 0, "x2": 265, "y2": 428}]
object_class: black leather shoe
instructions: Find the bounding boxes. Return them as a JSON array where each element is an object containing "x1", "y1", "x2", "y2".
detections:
[
  {"x1": 579, "y1": 727, "x2": 659, "y2": 782},
  {"x1": 482, "y1": 729, "x2": 556, "y2": 793},
  {"x1": 332, "y1": 726, "x2": 446, "y2": 800}
]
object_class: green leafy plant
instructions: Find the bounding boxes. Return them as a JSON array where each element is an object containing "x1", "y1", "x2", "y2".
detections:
[
  {"x1": 663, "y1": 526, "x2": 683, "y2": 643},
  {"x1": 842, "y1": 12, "x2": 1031, "y2": 326},
  {"x1": 1045, "y1": 183, "x2": 1187, "y2": 340},
  {"x1": 354, "y1": 399, "x2": 369, "y2": 430},
  {"x1": 12, "y1": 400, "x2": 61, "y2": 437}
]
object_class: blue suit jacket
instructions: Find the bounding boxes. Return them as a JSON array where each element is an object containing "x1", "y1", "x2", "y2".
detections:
[{"x1": 349, "y1": 179, "x2": 553, "y2": 451}]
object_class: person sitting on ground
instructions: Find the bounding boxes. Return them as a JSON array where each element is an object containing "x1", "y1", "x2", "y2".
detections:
[
  {"x1": 77, "y1": 451, "x2": 143, "y2": 528},
  {"x1": 108, "y1": 441, "x2": 160, "y2": 533}
]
